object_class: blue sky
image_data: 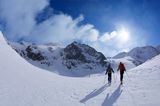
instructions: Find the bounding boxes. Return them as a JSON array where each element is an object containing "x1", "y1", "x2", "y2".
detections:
[
  {"x1": 0, "y1": 0, "x2": 160, "y2": 56},
  {"x1": 50, "y1": 0, "x2": 160, "y2": 45}
]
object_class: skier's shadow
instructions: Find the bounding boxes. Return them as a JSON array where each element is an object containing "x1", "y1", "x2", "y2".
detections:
[
  {"x1": 102, "y1": 85, "x2": 122, "y2": 106},
  {"x1": 80, "y1": 83, "x2": 109, "y2": 103}
]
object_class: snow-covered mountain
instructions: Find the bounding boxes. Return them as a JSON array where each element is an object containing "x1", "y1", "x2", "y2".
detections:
[
  {"x1": 156, "y1": 45, "x2": 160, "y2": 52},
  {"x1": 1, "y1": 31, "x2": 160, "y2": 106},
  {"x1": 113, "y1": 46, "x2": 160, "y2": 66},
  {"x1": 10, "y1": 37, "x2": 160, "y2": 76},
  {"x1": 10, "y1": 41, "x2": 108, "y2": 77},
  {"x1": 112, "y1": 52, "x2": 127, "y2": 59}
]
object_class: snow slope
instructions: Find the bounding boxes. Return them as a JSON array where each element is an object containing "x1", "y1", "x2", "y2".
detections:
[
  {"x1": 113, "y1": 52, "x2": 127, "y2": 59},
  {"x1": 127, "y1": 54, "x2": 160, "y2": 106},
  {"x1": 1, "y1": 31, "x2": 160, "y2": 106}
]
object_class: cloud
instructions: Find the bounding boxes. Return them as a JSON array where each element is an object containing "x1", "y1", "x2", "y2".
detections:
[
  {"x1": 0, "y1": 0, "x2": 145, "y2": 56},
  {"x1": 99, "y1": 31, "x2": 117, "y2": 42},
  {"x1": 0, "y1": 0, "x2": 48, "y2": 40}
]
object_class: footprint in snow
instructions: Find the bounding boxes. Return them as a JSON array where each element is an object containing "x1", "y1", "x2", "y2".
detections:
[{"x1": 71, "y1": 92, "x2": 80, "y2": 100}]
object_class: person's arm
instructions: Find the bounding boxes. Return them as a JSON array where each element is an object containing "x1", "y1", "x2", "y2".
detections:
[{"x1": 117, "y1": 65, "x2": 120, "y2": 71}]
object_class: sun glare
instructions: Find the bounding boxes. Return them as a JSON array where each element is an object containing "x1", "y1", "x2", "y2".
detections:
[{"x1": 118, "y1": 28, "x2": 129, "y2": 42}]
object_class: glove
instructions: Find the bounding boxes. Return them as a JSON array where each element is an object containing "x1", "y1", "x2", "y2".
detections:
[{"x1": 105, "y1": 72, "x2": 107, "y2": 75}]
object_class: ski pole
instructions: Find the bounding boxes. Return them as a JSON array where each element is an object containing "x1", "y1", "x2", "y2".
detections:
[
  {"x1": 114, "y1": 71, "x2": 118, "y2": 83},
  {"x1": 103, "y1": 75, "x2": 107, "y2": 84},
  {"x1": 113, "y1": 73, "x2": 116, "y2": 83},
  {"x1": 125, "y1": 71, "x2": 132, "y2": 82}
]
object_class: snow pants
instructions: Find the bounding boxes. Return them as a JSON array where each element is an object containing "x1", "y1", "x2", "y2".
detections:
[
  {"x1": 108, "y1": 73, "x2": 112, "y2": 83},
  {"x1": 120, "y1": 72, "x2": 124, "y2": 82}
]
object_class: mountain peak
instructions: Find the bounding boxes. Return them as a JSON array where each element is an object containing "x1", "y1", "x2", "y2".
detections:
[
  {"x1": 72, "y1": 41, "x2": 78, "y2": 44},
  {"x1": 63, "y1": 42, "x2": 107, "y2": 69},
  {"x1": 10, "y1": 40, "x2": 108, "y2": 77},
  {"x1": 156, "y1": 45, "x2": 160, "y2": 52},
  {"x1": 113, "y1": 45, "x2": 160, "y2": 66},
  {"x1": 70, "y1": 41, "x2": 83, "y2": 46}
]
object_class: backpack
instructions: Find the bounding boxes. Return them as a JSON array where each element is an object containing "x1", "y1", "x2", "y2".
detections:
[
  {"x1": 107, "y1": 67, "x2": 112, "y2": 74},
  {"x1": 119, "y1": 63, "x2": 125, "y2": 72}
]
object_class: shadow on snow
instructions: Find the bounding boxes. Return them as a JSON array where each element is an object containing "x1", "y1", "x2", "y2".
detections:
[
  {"x1": 102, "y1": 85, "x2": 122, "y2": 106},
  {"x1": 80, "y1": 83, "x2": 109, "y2": 103}
]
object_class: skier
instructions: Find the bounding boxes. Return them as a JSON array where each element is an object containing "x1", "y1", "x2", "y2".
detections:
[
  {"x1": 105, "y1": 64, "x2": 114, "y2": 84},
  {"x1": 117, "y1": 62, "x2": 126, "y2": 84}
]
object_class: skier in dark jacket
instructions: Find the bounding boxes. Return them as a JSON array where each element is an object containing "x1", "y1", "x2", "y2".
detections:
[
  {"x1": 105, "y1": 64, "x2": 114, "y2": 84},
  {"x1": 117, "y1": 62, "x2": 126, "y2": 84}
]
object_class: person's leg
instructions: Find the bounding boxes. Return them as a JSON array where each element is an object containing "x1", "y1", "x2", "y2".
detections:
[
  {"x1": 110, "y1": 73, "x2": 112, "y2": 82},
  {"x1": 120, "y1": 73, "x2": 123, "y2": 83},
  {"x1": 120, "y1": 73, "x2": 122, "y2": 82},
  {"x1": 120, "y1": 72, "x2": 124, "y2": 84},
  {"x1": 108, "y1": 73, "x2": 111, "y2": 83}
]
